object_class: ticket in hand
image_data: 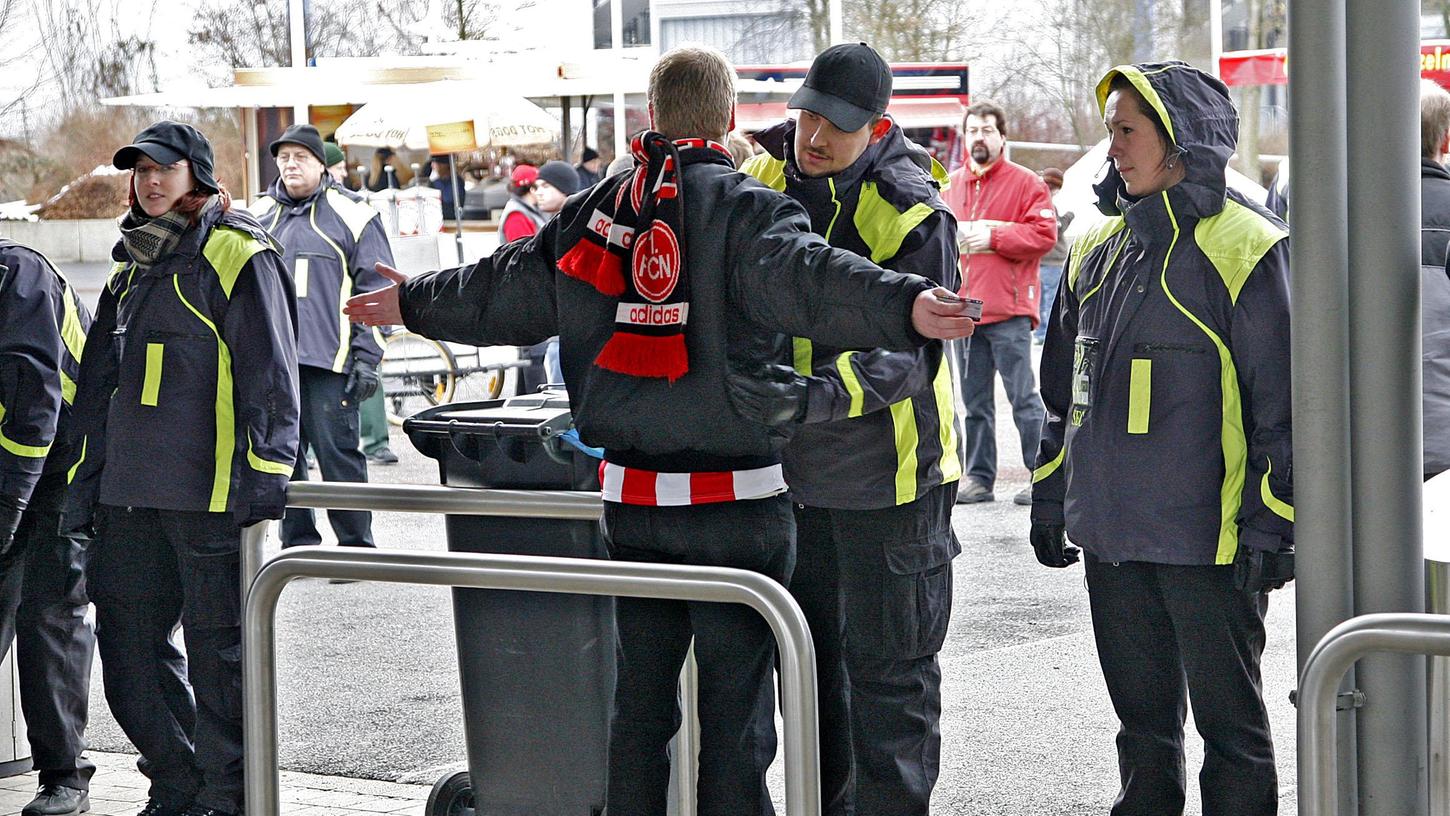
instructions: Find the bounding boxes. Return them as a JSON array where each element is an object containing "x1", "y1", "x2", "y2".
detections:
[{"x1": 936, "y1": 291, "x2": 984, "y2": 321}]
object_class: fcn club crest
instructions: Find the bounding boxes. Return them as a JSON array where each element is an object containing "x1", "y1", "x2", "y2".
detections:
[{"x1": 632, "y1": 223, "x2": 681, "y2": 303}]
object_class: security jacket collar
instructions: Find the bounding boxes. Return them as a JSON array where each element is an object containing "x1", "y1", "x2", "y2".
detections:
[
  {"x1": 266, "y1": 175, "x2": 333, "y2": 209},
  {"x1": 110, "y1": 196, "x2": 226, "y2": 267},
  {"x1": 752, "y1": 118, "x2": 943, "y2": 208}
]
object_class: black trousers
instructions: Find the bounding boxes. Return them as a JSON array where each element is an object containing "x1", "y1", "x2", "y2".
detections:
[
  {"x1": 89, "y1": 506, "x2": 243, "y2": 814},
  {"x1": 791, "y1": 483, "x2": 957, "y2": 816},
  {"x1": 281, "y1": 366, "x2": 373, "y2": 548},
  {"x1": 1084, "y1": 554, "x2": 1278, "y2": 816},
  {"x1": 0, "y1": 472, "x2": 95, "y2": 789},
  {"x1": 602, "y1": 496, "x2": 795, "y2": 816}
]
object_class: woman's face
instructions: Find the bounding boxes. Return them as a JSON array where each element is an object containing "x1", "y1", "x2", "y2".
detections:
[
  {"x1": 133, "y1": 156, "x2": 194, "y2": 217},
  {"x1": 1103, "y1": 88, "x2": 1184, "y2": 197}
]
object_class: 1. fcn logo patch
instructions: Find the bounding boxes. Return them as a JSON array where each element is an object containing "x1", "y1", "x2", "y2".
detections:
[{"x1": 632, "y1": 222, "x2": 680, "y2": 303}]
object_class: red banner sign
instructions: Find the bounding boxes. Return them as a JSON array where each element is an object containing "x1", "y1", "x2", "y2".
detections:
[{"x1": 1219, "y1": 41, "x2": 1450, "y2": 89}]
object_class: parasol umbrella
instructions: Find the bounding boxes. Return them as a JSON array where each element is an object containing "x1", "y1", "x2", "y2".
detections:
[
  {"x1": 335, "y1": 81, "x2": 561, "y2": 257},
  {"x1": 334, "y1": 80, "x2": 560, "y2": 152}
]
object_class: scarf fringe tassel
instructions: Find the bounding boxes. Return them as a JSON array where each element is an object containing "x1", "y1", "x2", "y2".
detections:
[
  {"x1": 595, "y1": 332, "x2": 689, "y2": 382},
  {"x1": 559, "y1": 240, "x2": 626, "y2": 296}
]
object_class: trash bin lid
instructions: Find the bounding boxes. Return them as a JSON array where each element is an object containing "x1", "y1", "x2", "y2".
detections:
[
  {"x1": 403, "y1": 388, "x2": 581, "y2": 468},
  {"x1": 406, "y1": 389, "x2": 573, "y2": 438}
]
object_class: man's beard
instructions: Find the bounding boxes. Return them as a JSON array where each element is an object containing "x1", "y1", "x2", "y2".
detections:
[{"x1": 971, "y1": 143, "x2": 992, "y2": 164}]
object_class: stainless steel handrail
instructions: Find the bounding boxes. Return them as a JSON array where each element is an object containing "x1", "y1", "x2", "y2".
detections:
[
  {"x1": 241, "y1": 481, "x2": 819, "y2": 816},
  {"x1": 1299, "y1": 612, "x2": 1450, "y2": 816}
]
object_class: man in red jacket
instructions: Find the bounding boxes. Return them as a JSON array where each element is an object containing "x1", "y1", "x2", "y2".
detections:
[{"x1": 943, "y1": 99, "x2": 1057, "y2": 505}]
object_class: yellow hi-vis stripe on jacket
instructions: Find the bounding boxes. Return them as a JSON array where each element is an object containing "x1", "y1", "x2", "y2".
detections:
[{"x1": 744, "y1": 152, "x2": 959, "y2": 506}]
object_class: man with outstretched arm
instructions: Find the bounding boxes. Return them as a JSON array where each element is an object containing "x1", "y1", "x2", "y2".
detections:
[{"x1": 348, "y1": 45, "x2": 973, "y2": 816}]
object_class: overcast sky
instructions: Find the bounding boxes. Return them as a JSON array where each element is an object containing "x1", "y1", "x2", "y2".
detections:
[{"x1": 2, "y1": 0, "x2": 204, "y2": 136}]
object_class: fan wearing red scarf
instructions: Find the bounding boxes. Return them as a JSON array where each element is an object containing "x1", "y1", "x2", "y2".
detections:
[{"x1": 347, "y1": 45, "x2": 975, "y2": 816}]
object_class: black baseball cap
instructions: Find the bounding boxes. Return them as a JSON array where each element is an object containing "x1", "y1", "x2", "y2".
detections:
[
  {"x1": 113, "y1": 121, "x2": 220, "y2": 192},
  {"x1": 788, "y1": 43, "x2": 892, "y2": 133},
  {"x1": 268, "y1": 124, "x2": 327, "y2": 164}
]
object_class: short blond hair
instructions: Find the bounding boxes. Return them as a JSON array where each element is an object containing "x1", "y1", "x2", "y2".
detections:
[
  {"x1": 1423, "y1": 79, "x2": 1450, "y2": 159},
  {"x1": 649, "y1": 46, "x2": 736, "y2": 141}
]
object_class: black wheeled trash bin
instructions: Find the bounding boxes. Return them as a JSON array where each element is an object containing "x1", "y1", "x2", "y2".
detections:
[{"x1": 405, "y1": 390, "x2": 613, "y2": 816}]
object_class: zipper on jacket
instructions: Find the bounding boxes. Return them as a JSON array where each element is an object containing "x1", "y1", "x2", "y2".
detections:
[{"x1": 824, "y1": 177, "x2": 843, "y2": 241}]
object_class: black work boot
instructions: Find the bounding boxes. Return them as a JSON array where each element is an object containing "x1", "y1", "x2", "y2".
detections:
[
  {"x1": 21, "y1": 784, "x2": 89, "y2": 816},
  {"x1": 136, "y1": 800, "x2": 188, "y2": 816}
]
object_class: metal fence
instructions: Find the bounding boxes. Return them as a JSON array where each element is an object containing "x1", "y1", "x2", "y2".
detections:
[
  {"x1": 1299, "y1": 613, "x2": 1450, "y2": 816},
  {"x1": 239, "y1": 481, "x2": 821, "y2": 816}
]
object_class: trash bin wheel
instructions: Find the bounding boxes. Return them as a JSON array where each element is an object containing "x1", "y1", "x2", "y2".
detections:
[{"x1": 426, "y1": 770, "x2": 474, "y2": 816}]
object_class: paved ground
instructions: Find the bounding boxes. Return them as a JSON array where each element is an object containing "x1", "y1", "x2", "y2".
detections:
[
  {"x1": 48, "y1": 260, "x2": 1302, "y2": 814},
  {"x1": 0, "y1": 751, "x2": 429, "y2": 815}
]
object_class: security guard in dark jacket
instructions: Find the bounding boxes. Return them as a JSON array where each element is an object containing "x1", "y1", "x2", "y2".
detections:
[
  {"x1": 733, "y1": 43, "x2": 961, "y2": 816},
  {"x1": 64, "y1": 121, "x2": 299, "y2": 816},
  {"x1": 0, "y1": 242, "x2": 96, "y2": 816},
  {"x1": 1031, "y1": 64, "x2": 1292, "y2": 816},
  {"x1": 251, "y1": 124, "x2": 391, "y2": 550}
]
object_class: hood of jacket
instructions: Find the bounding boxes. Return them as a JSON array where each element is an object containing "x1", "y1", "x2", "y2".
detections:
[
  {"x1": 752, "y1": 118, "x2": 949, "y2": 207},
  {"x1": 1092, "y1": 61, "x2": 1236, "y2": 221}
]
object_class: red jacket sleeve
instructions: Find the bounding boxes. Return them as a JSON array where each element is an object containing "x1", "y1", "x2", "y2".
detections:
[{"x1": 989, "y1": 174, "x2": 1057, "y2": 262}]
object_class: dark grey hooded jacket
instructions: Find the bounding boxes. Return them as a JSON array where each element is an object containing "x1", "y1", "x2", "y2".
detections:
[{"x1": 1032, "y1": 61, "x2": 1294, "y2": 565}]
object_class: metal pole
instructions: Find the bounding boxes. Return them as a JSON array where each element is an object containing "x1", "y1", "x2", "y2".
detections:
[
  {"x1": 561, "y1": 96, "x2": 573, "y2": 166},
  {"x1": 243, "y1": 547, "x2": 821, "y2": 816},
  {"x1": 1209, "y1": 0, "x2": 1224, "y2": 76},
  {"x1": 241, "y1": 522, "x2": 269, "y2": 604},
  {"x1": 1132, "y1": 0, "x2": 1155, "y2": 64},
  {"x1": 1346, "y1": 0, "x2": 1428, "y2": 811},
  {"x1": 288, "y1": 0, "x2": 308, "y2": 125},
  {"x1": 283, "y1": 480, "x2": 602, "y2": 518},
  {"x1": 448, "y1": 154, "x2": 465, "y2": 264},
  {"x1": 1287, "y1": 0, "x2": 1359, "y2": 809},
  {"x1": 668, "y1": 644, "x2": 700, "y2": 816},
  {"x1": 1300, "y1": 614, "x2": 1450, "y2": 816}
]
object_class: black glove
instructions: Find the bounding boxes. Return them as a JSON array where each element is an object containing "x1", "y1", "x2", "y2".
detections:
[
  {"x1": 0, "y1": 494, "x2": 22, "y2": 558},
  {"x1": 1234, "y1": 546, "x2": 1295, "y2": 593},
  {"x1": 1030, "y1": 521, "x2": 1080, "y2": 568},
  {"x1": 345, "y1": 359, "x2": 381, "y2": 403},
  {"x1": 235, "y1": 499, "x2": 286, "y2": 529},
  {"x1": 726, "y1": 365, "x2": 809, "y2": 427}
]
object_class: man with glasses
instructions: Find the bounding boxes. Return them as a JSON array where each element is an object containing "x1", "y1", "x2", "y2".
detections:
[
  {"x1": 943, "y1": 100, "x2": 1057, "y2": 506},
  {"x1": 250, "y1": 124, "x2": 393, "y2": 554}
]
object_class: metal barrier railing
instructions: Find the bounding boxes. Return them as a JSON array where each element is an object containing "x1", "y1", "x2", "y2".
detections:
[
  {"x1": 241, "y1": 481, "x2": 820, "y2": 816},
  {"x1": 1299, "y1": 612, "x2": 1450, "y2": 816}
]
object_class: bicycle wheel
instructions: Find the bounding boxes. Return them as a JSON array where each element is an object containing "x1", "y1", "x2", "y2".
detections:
[
  {"x1": 381, "y1": 331, "x2": 457, "y2": 426},
  {"x1": 451, "y1": 366, "x2": 508, "y2": 403}
]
